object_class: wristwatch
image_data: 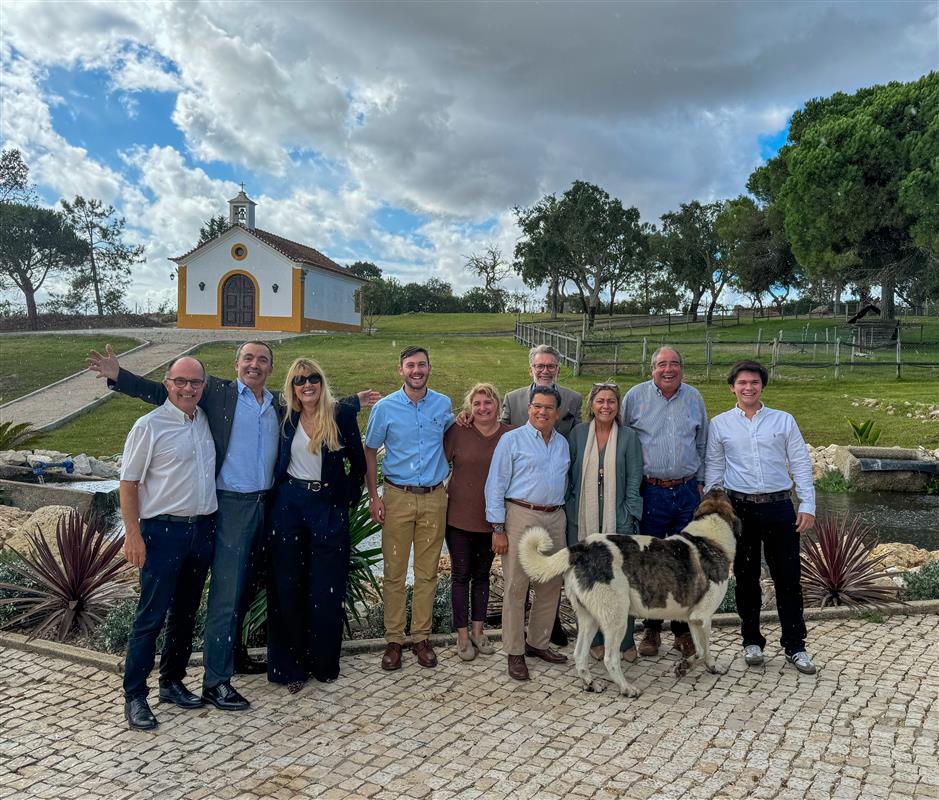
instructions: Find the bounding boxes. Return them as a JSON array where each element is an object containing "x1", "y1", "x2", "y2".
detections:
[{"x1": 491, "y1": 523, "x2": 505, "y2": 534}]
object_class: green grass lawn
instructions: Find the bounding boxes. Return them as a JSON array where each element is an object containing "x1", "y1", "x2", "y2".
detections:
[
  {"x1": 0, "y1": 334, "x2": 142, "y2": 404},
  {"x1": 34, "y1": 324, "x2": 939, "y2": 456}
]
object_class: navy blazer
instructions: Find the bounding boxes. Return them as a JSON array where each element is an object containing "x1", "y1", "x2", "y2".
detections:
[
  {"x1": 109, "y1": 368, "x2": 359, "y2": 478},
  {"x1": 275, "y1": 402, "x2": 366, "y2": 510}
]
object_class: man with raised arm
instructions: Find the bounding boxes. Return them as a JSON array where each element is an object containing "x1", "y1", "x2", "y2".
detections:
[
  {"x1": 88, "y1": 342, "x2": 377, "y2": 711},
  {"x1": 120, "y1": 356, "x2": 216, "y2": 730}
]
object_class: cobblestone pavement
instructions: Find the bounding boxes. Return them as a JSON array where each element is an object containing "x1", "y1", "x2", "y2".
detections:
[
  {"x1": 2, "y1": 614, "x2": 937, "y2": 800},
  {"x1": 0, "y1": 328, "x2": 303, "y2": 429}
]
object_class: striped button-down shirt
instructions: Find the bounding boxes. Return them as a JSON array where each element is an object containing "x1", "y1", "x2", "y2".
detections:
[
  {"x1": 705, "y1": 404, "x2": 816, "y2": 515},
  {"x1": 620, "y1": 380, "x2": 708, "y2": 481}
]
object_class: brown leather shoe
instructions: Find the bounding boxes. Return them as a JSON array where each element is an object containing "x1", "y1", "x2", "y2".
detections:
[
  {"x1": 381, "y1": 643, "x2": 402, "y2": 671},
  {"x1": 674, "y1": 632, "x2": 696, "y2": 659},
  {"x1": 507, "y1": 654, "x2": 530, "y2": 681},
  {"x1": 412, "y1": 639, "x2": 438, "y2": 668},
  {"x1": 638, "y1": 629, "x2": 661, "y2": 656},
  {"x1": 524, "y1": 643, "x2": 568, "y2": 664}
]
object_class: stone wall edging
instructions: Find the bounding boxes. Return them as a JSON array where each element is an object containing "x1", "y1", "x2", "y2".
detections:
[{"x1": 2, "y1": 599, "x2": 937, "y2": 675}]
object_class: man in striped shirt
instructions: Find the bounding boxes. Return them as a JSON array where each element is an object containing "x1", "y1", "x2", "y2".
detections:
[{"x1": 620, "y1": 346, "x2": 709, "y2": 659}]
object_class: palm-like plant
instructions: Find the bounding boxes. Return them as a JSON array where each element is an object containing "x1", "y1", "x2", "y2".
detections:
[
  {"x1": 0, "y1": 509, "x2": 133, "y2": 640},
  {"x1": 800, "y1": 514, "x2": 898, "y2": 608},
  {"x1": 0, "y1": 420, "x2": 41, "y2": 450}
]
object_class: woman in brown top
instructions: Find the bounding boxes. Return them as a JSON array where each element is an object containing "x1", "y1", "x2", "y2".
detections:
[{"x1": 444, "y1": 382, "x2": 512, "y2": 661}]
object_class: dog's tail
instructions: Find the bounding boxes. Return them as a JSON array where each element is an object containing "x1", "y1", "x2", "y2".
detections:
[{"x1": 518, "y1": 526, "x2": 570, "y2": 583}]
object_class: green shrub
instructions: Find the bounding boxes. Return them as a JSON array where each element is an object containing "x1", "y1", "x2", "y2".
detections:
[
  {"x1": 902, "y1": 561, "x2": 939, "y2": 601},
  {"x1": 717, "y1": 577, "x2": 737, "y2": 614},
  {"x1": 848, "y1": 418, "x2": 881, "y2": 445},
  {"x1": 814, "y1": 470, "x2": 853, "y2": 494},
  {"x1": 92, "y1": 585, "x2": 209, "y2": 654},
  {"x1": 0, "y1": 554, "x2": 36, "y2": 629}
]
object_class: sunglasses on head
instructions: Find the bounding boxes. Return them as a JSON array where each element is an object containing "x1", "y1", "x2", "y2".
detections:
[
  {"x1": 593, "y1": 382, "x2": 619, "y2": 390},
  {"x1": 292, "y1": 373, "x2": 322, "y2": 386}
]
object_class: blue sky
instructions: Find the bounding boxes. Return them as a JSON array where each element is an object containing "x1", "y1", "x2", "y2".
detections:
[{"x1": 1, "y1": 1, "x2": 935, "y2": 307}]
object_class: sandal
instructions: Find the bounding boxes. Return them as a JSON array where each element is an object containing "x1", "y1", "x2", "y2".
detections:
[
  {"x1": 468, "y1": 631, "x2": 495, "y2": 655},
  {"x1": 456, "y1": 638, "x2": 477, "y2": 661},
  {"x1": 287, "y1": 681, "x2": 305, "y2": 694}
]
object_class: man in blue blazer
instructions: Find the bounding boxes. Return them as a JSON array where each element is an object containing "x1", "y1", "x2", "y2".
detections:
[{"x1": 88, "y1": 341, "x2": 374, "y2": 710}]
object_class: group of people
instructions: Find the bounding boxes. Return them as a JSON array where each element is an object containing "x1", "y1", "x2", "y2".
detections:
[{"x1": 88, "y1": 338, "x2": 818, "y2": 732}]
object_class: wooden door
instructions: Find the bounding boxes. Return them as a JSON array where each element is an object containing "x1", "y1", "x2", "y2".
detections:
[{"x1": 221, "y1": 274, "x2": 255, "y2": 327}]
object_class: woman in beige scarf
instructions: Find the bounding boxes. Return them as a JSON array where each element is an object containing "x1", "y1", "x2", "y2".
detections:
[{"x1": 564, "y1": 383, "x2": 643, "y2": 661}]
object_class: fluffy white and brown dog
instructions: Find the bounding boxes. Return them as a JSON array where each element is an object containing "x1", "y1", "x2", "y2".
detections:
[{"x1": 519, "y1": 488, "x2": 740, "y2": 697}]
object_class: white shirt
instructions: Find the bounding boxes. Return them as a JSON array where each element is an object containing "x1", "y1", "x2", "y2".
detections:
[
  {"x1": 121, "y1": 400, "x2": 218, "y2": 519},
  {"x1": 704, "y1": 404, "x2": 815, "y2": 515},
  {"x1": 288, "y1": 423, "x2": 323, "y2": 481}
]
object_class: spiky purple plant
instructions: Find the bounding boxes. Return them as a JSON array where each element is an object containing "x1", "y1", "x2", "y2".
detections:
[
  {"x1": 800, "y1": 514, "x2": 898, "y2": 608},
  {"x1": 0, "y1": 510, "x2": 133, "y2": 641}
]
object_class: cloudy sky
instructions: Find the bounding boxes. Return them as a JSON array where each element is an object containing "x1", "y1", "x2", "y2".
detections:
[{"x1": 1, "y1": 0, "x2": 936, "y2": 310}]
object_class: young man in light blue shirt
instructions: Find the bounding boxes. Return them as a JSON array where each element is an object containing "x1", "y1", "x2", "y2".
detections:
[{"x1": 365, "y1": 346, "x2": 454, "y2": 671}]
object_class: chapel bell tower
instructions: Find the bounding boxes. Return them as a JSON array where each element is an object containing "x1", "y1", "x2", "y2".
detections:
[{"x1": 228, "y1": 185, "x2": 256, "y2": 230}]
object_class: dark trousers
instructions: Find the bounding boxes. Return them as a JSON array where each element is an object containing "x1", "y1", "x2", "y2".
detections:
[
  {"x1": 732, "y1": 496, "x2": 807, "y2": 655},
  {"x1": 639, "y1": 479, "x2": 700, "y2": 635},
  {"x1": 123, "y1": 516, "x2": 215, "y2": 700},
  {"x1": 234, "y1": 506, "x2": 269, "y2": 656},
  {"x1": 445, "y1": 525, "x2": 495, "y2": 629},
  {"x1": 202, "y1": 490, "x2": 267, "y2": 688},
  {"x1": 267, "y1": 482, "x2": 350, "y2": 684}
]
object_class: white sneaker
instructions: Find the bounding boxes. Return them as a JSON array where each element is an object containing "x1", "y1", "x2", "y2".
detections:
[
  {"x1": 786, "y1": 650, "x2": 817, "y2": 675},
  {"x1": 743, "y1": 645, "x2": 764, "y2": 666}
]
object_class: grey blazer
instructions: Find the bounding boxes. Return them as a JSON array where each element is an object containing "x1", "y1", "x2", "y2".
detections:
[{"x1": 500, "y1": 383, "x2": 583, "y2": 437}]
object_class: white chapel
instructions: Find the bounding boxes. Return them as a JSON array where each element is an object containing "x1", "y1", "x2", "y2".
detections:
[{"x1": 172, "y1": 190, "x2": 366, "y2": 332}]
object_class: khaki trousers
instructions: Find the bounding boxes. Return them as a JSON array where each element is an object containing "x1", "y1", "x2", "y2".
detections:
[
  {"x1": 502, "y1": 502, "x2": 566, "y2": 656},
  {"x1": 381, "y1": 483, "x2": 448, "y2": 643}
]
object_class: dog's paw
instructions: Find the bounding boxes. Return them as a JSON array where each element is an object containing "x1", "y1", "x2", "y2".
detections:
[
  {"x1": 583, "y1": 680, "x2": 606, "y2": 694},
  {"x1": 674, "y1": 659, "x2": 691, "y2": 678},
  {"x1": 707, "y1": 661, "x2": 729, "y2": 675},
  {"x1": 619, "y1": 684, "x2": 641, "y2": 698}
]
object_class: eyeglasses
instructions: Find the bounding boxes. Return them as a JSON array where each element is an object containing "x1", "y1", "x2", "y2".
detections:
[
  {"x1": 168, "y1": 377, "x2": 205, "y2": 388},
  {"x1": 292, "y1": 373, "x2": 322, "y2": 386},
  {"x1": 532, "y1": 363, "x2": 559, "y2": 372}
]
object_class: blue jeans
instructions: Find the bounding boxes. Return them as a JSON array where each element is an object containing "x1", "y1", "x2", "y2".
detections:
[
  {"x1": 639, "y1": 479, "x2": 700, "y2": 635},
  {"x1": 202, "y1": 490, "x2": 268, "y2": 689},
  {"x1": 123, "y1": 516, "x2": 214, "y2": 700}
]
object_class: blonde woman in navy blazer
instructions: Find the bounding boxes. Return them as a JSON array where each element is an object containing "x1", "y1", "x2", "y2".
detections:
[{"x1": 267, "y1": 358, "x2": 366, "y2": 694}]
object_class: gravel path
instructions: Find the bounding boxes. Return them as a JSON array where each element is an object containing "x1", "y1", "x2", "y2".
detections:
[{"x1": 0, "y1": 328, "x2": 303, "y2": 431}]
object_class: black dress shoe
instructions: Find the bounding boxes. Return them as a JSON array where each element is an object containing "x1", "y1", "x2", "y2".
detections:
[
  {"x1": 158, "y1": 680, "x2": 205, "y2": 709},
  {"x1": 202, "y1": 681, "x2": 250, "y2": 711},
  {"x1": 234, "y1": 653, "x2": 268, "y2": 675},
  {"x1": 124, "y1": 697, "x2": 158, "y2": 730}
]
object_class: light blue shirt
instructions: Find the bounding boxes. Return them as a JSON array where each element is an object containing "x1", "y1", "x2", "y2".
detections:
[
  {"x1": 216, "y1": 380, "x2": 279, "y2": 493},
  {"x1": 364, "y1": 387, "x2": 454, "y2": 486},
  {"x1": 620, "y1": 380, "x2": 708, "y2": 482},
  {"x1": 485, "y1": 422, "x2": 570, "y2": 524}
]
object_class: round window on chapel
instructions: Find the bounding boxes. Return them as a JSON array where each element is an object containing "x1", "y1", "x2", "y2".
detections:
[{"x1": 231, "y1": 244, "x2": 248, "y2": 260}]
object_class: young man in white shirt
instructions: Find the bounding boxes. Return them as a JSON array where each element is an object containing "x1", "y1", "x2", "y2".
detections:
[
  {"x1": 704, "y1": 360, "x2": 817, "y2": 675},
  {"x1": 120, "y1": 356, "x2": 218, "y2": 730}
]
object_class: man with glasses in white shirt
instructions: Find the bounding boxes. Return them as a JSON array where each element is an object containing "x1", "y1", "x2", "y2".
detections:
[
  {"x1": 704, "y1": 360, "x2": 817, "y2": 675},
  {"x1": 120, "y1": 357, "x2": 217, "y2": 730}
]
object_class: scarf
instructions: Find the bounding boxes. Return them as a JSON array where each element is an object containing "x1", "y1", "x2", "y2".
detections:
[{"x1": 577, "y1": 420, "x2": 618, "y2": 539}]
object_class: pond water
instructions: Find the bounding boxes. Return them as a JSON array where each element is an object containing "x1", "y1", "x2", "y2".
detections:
[{"x1": 815, "y1": 490, "x2": 939, "y2": 550}]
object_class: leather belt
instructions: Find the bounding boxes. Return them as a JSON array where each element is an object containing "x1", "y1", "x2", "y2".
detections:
[
  {"x1": 643, "y1": 475, "x2": 696, "y2": 489},
  {"x1": 384, "y1": 478, "x2": 443, "y2": 494},
  {"x1": 149, "y1": 514, "x2": 212, "y2": 524},
  {"x1": 217, "y1": 489, "x2": 269, "y2": 502},
  {"x1": 507, "y1": 498, "x2": 563, "y2": 513},
  {"x1": 287, "y1": 477, "x2": 329, "y2": 492},
  {"x1": 727, "y1": 489, "x2": 791, "y2": 504}
]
